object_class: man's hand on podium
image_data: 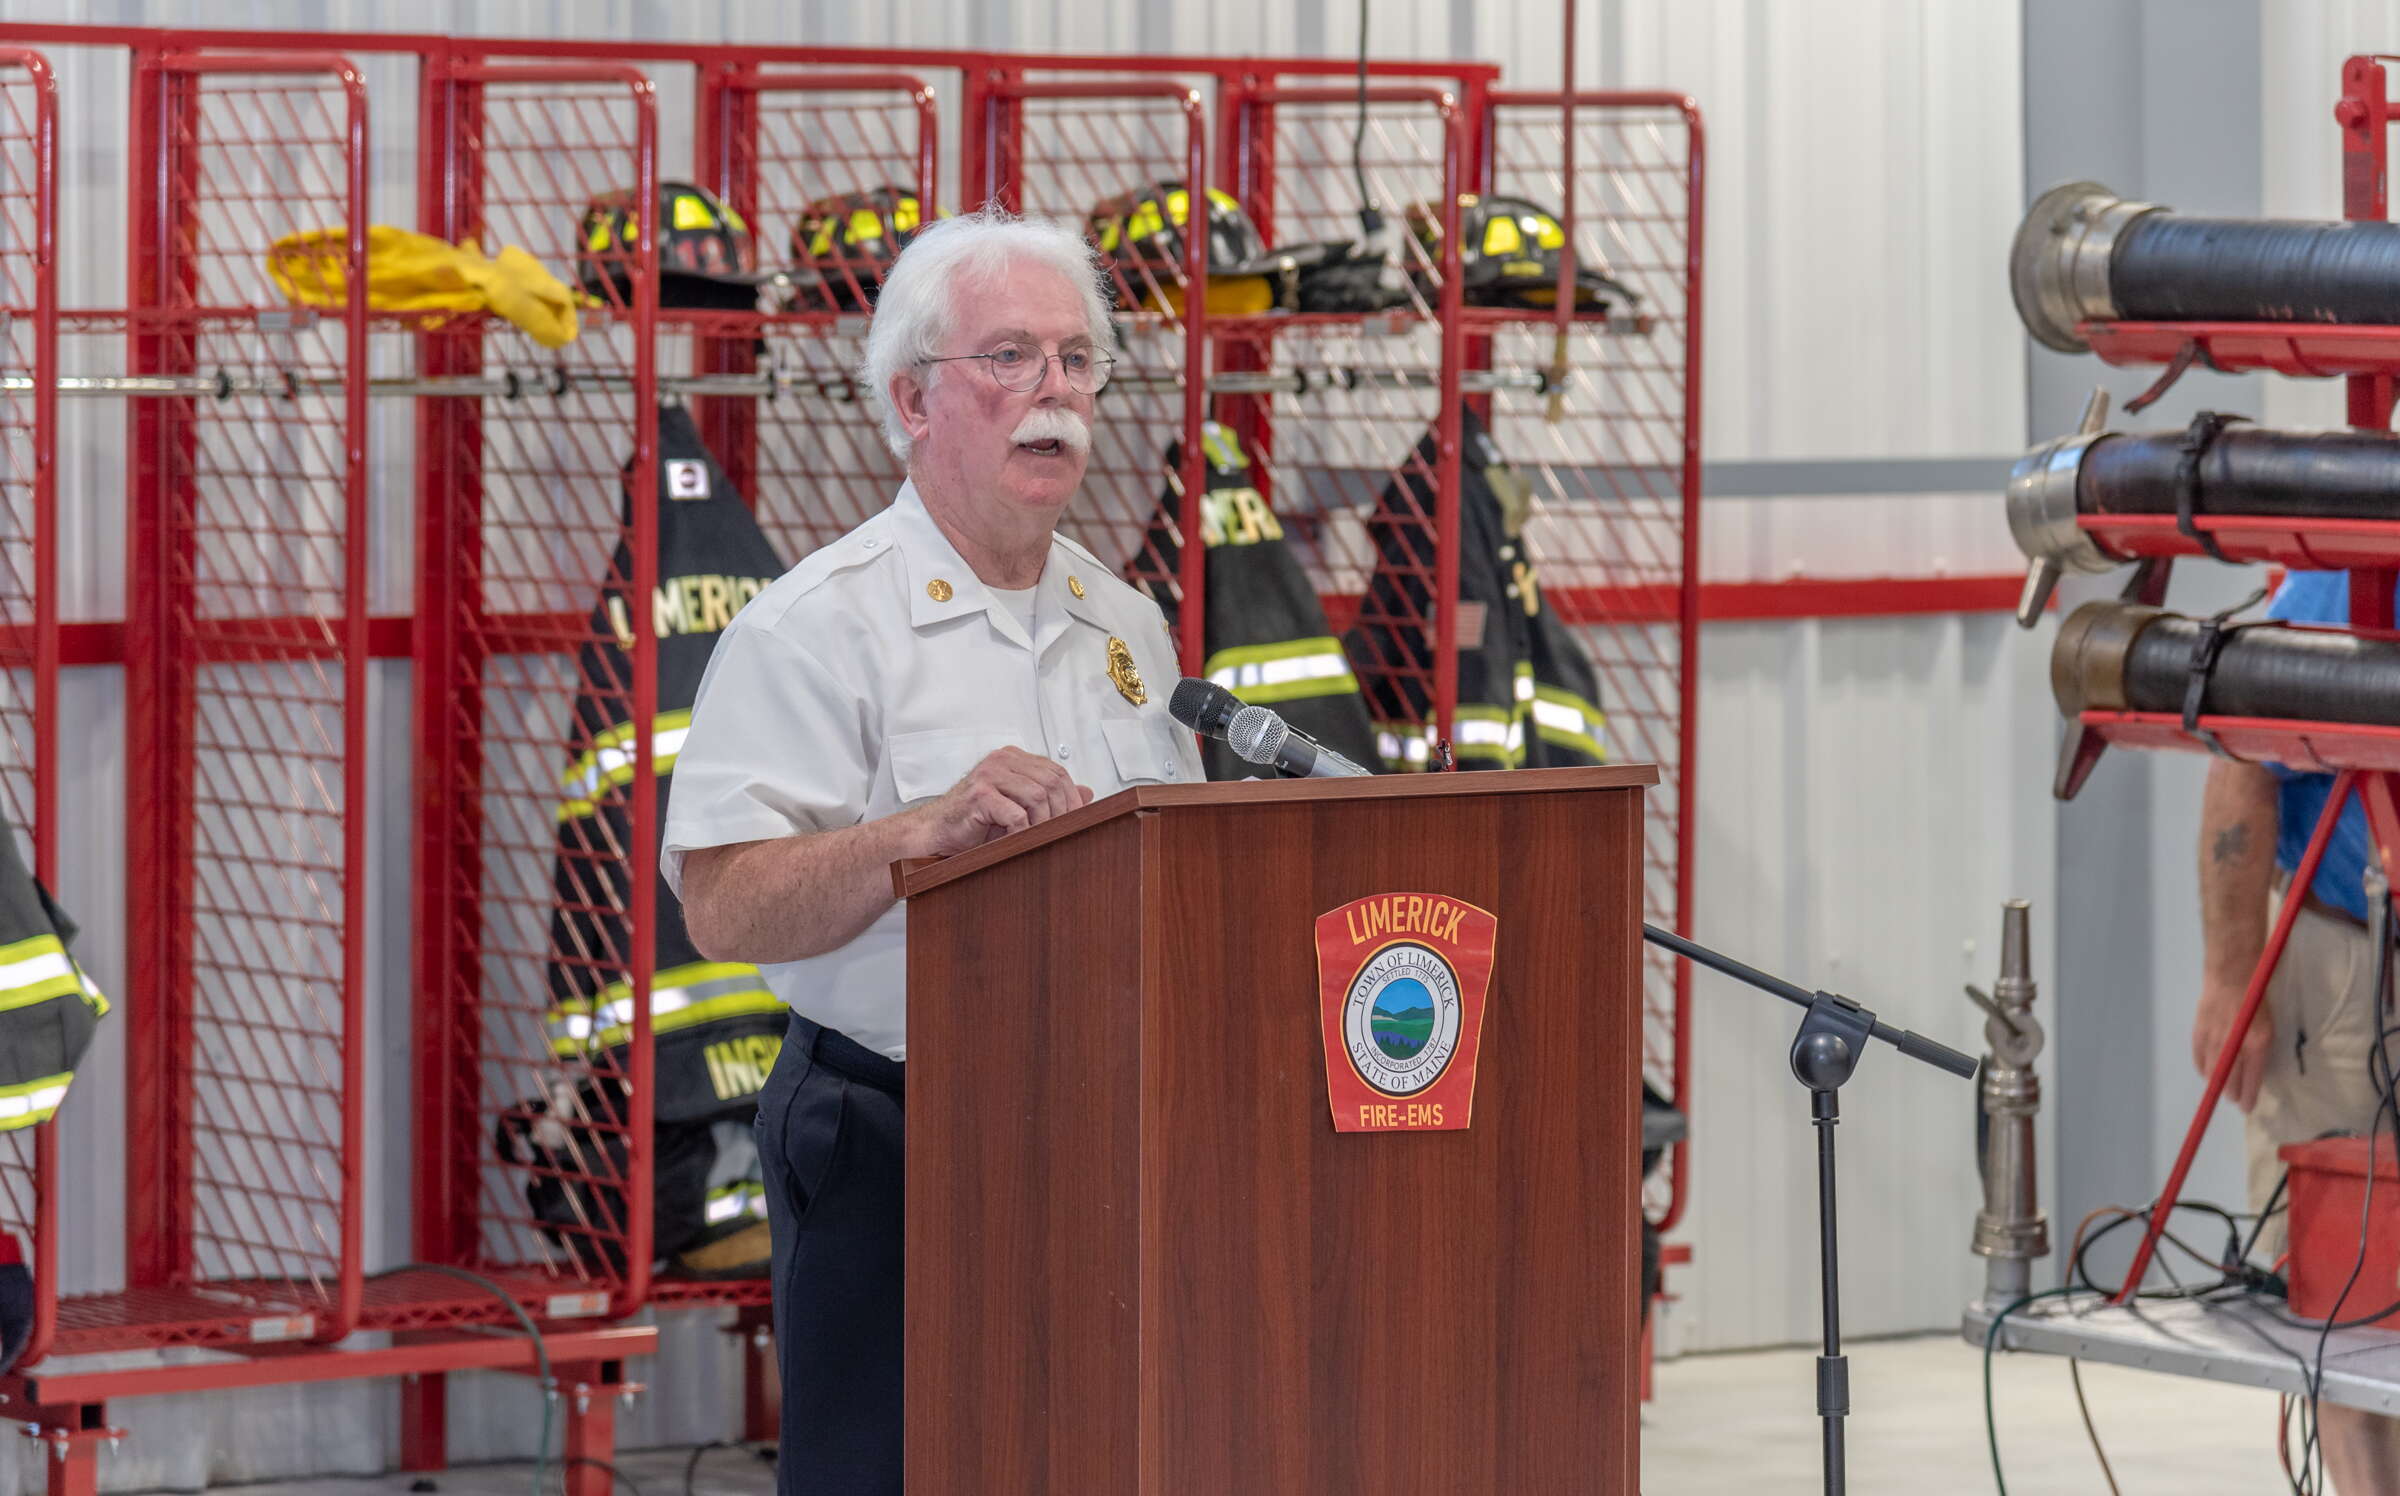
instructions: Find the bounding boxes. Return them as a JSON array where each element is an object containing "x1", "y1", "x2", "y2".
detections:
[{"x1": 915, "y1": 746, "x2": 1093, "y2": 856}]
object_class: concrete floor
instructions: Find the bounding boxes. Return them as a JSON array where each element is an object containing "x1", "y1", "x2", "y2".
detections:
[
  {"x1": 1645, "y1": 1332, "x2": 2296, "y2": 1494},
  {"x1": 202, "y1": 1333, "x2": 2303, "y2": 1494}
]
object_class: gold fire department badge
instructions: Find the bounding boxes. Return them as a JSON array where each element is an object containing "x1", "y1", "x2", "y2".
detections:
[{"x1": 1105, "y1": 636, "x2": 1147, "y2": 705}]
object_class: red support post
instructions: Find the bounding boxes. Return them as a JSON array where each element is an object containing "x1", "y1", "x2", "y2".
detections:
[
  {"x1": 553, "y1": 1359, "x2": 635, "y2": 1496},
  {"x1": 21, "y1": 1420, "x2": 113, "y2": 1496},
  {"x1": 1668, "y1": 98, "x2": 1708, "y2": 1235},
  {"x1": 336, "y1": 49, "x2": 375, "y2": 1345},
  {"x1": 694, "y1": 62, "x2": 760, "y2": 502},
  {"x1": 624, "y1": 75, "x2": 663, "y2": 1323},
  {"x1": 410, "y1": 41, "x2": 486, "y2": 1287},
  {"x1": 1219, "y1": 77, "x2": 1276, "y2": 517},
  {"x1": 121, "y1": 45, "x2": 199, "y2": 1293},
  {"x1": 2341, "y1": 57, "x2": 2395, "y2": 431},
  {"x1": 733, "y1": 1305, "x2": 777, "y2": 1442},
  {"x1": 0, "y1": 42, "x2": 60, "y2": 1376},
  {"x1": 398, "y1": 1370, "x2": 446, "y2": 1474},
  {"x1": 1430, "y1": 98, "x2": 1466, "y2": 751},
  {"x1": 1177, "y1": 90, "x2": 1209, "y2": 680}
]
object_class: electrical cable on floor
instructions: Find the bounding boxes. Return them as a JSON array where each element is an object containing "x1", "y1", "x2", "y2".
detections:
[
  {"x1": 560, "y1": 1454, "x2": 645, "y2": 1495},
  {"x1": 2065, "y1": 1360, "x2": 2118, "y2": 1496},
  {"x1": 2282, "y1": 1392, "x2": 2307, "y2": 1494},
  {"x1": 2062, "y1": 1206, "x2": 2128, "y2": 1496},
  {"x1": 682, "y1": 1439, "x2": 774, "y2": 1496},
  {"x1": 1982, "y1": 1284, "x2": 2085, "y2": 1495},
  {"x1": 380, "y1": 1263, "x2": 555, "y2": 1496},
  {"x1": 372, "y1": 1263, "x2": 627, "y2": 1496}
]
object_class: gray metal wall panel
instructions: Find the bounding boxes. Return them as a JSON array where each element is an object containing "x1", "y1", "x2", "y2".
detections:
[{"x1": 2026, "y1": 0, "x2": 2268, "y2": 1286}]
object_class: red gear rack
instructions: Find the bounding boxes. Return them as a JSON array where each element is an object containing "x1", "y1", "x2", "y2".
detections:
[{"x1": 0, "y1": 26, "x2": 1703, "y2": 1495}]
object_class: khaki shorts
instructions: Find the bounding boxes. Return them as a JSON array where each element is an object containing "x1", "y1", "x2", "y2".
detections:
[{"x1": 2245, "y1": 895, "x2": 2386, "y2": 1265}]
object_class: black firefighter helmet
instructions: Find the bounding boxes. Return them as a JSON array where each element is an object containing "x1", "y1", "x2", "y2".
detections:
[
  {"x1": 1090, "y1": 180, "x2": 1301, "y2": 317},
  {"x1": 576, "y1": 180, "x2": 776, "y2": 311},
  {"x1": 783, "y1": 185, "x2": 937, "y2": 312},
  {"x1": 1407, "y1": 193, "x2": 1640, "y2": 314}
]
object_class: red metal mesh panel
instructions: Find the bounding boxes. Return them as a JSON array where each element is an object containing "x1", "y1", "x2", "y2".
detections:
[
  {"x1": 1007, "y1": 91, "x2": 1202, "y2": 582},
  {"x1": 736, "y1": 81, "x2": 937, "y2": 560},
  {"x1": 0, "y1": 51, "x2": 52, "y2": 1358},
  {"x1": 1487, "y1": 100, "x2": 1698, "y2": 1215},
  {"x1": 0, "y1": 61, "x2": 45, "y2": 843},
  {"x1": 749, "y1": 80, "x2": 937, "y2": 321},
  {"x1": 444, "y1": 73, "x2": 653, "y2": 1297},
  {"x1": 1244, "y1": 95, "x2": 1451, "y2": 317},
  {"x1": 745, "y1": 321, "x2": 904, "y2": 561},
  {"x1": 150, "y1": 63, "x2": 367, "y2": 1325},
  {"x1": 1228, "y1": 98, "x2": 1462, "y2": 734}
]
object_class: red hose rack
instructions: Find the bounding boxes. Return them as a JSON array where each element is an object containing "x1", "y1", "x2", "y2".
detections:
[{"x1": 2068, "y1": 53, "x2": 2400, "y2": 1302}]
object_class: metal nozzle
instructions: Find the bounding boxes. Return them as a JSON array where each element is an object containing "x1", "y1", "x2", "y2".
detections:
[
  {"x1": 1999, "y1": 899, "x2": 2032, "y2": 991},
  {"x1": 2010, "y1": 180, "x2": 2165, "y2": 352},
  {"x1": 1973, "y1": 899, "x2": 2049, "y2": 1295},
  {"x1": 2006, "y1": 389, "x2": 2124, "y2": 628}
]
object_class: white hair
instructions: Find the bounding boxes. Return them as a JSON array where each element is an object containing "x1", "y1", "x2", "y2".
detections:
[{"x1": 858, "y1": 207, "x2": 1119, "y2": 463}]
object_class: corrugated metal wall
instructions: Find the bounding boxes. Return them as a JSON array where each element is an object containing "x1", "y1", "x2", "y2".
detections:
[
  {"x1": 2262, "y1": 0, "x2": 2395, "y2": 431},
  {"x1": 5, "y1": 0, "x2": 2050, "y2": 1485}
]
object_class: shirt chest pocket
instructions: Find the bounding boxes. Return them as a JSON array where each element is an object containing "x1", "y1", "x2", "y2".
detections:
[
  {"x1": 888, "y1": 729, "x2": 1026, "y2": 807},
  {"x1": 1101, "y1": 716, "x2": 1188, "y2": 787}
]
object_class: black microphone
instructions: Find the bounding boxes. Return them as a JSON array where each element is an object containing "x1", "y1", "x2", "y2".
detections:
[
  {"x1": 1168, "y1": 676, "x2": 1244, "y2": 741},
  {"x1": 1226, "y1": 704, "x2": 1372, "y2": 779}
]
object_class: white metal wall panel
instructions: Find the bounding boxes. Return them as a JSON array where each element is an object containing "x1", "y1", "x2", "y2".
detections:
[
  {"x1": 2259, "y1": 1, "x2": 2397, "y2": 429},
  {"x1": 1668, "y1": 610, "x2": 2057, "y2": 1353}
]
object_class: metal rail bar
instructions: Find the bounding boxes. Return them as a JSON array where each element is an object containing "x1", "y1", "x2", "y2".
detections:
[{"x1": 7, "y1": 366, "x2": 1569, "y2": 398}]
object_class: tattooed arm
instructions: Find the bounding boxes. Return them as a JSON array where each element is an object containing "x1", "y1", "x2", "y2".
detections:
[{"x1": 2195, "y1": 759, "x2": 2282, "y2": 1111}]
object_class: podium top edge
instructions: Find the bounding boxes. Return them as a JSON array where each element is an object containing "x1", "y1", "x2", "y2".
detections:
[{"x1": 894, "y1": 762, "x2": 1660, "y2": 899}]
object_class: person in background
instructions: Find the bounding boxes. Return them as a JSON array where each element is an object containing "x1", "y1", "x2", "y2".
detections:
[{"x1": 2195, "y1": 567, "x2": 2400, "y2": 1493}]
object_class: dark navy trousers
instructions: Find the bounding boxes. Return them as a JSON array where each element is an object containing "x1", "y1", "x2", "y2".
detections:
[{"x1": 755, "y1": 1014, "x2": 906, "y2": 1496}]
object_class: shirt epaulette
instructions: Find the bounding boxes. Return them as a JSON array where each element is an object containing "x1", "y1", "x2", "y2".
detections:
[
  {"x1": 747, "y1": 522, "x2": 905, "y2": 631},
  {"x1": 1052, "y1": 531, "x2": 1151, "y2": 612}
]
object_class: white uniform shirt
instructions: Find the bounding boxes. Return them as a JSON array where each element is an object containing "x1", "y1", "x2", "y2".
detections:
[{"x1": 662, "y1": 480, "x2": 1204, "y2": 1060}]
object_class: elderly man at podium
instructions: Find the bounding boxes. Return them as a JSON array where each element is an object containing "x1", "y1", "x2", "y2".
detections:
[{"x1": 662, "y1": 210, "x2": 1204, "y2": 1496}]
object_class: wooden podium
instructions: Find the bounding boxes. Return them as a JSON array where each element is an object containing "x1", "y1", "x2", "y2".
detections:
[{"x1": 895, "y1": 765, "x2": 1657, "y2": 1495}]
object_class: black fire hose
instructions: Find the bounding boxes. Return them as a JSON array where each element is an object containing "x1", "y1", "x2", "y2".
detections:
[
  {"x1": 2052, "y1": 600, "x2": 2400, "y2": 729},
  {"x1": 2080, "y1": 425, "x2": 2400, "y2": 521},
  {"x1": 2012, "y1": 180, "x2": 2400, "y2": 352},
  {"x1": 2006, "y1": 419, "x2": 2400, "y2": 623}
]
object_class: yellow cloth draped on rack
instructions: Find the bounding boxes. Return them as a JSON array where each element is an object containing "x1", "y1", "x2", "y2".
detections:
[{"x1": 265, "y1": 225, "x2": 581, "y2": 348}]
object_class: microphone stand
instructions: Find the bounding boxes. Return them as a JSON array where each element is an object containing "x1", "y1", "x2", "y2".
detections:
[{"x1": 1642, "y1": 923, "x2": 1979, "y2": 1496}]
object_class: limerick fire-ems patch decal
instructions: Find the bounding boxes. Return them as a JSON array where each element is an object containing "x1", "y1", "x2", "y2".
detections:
[{"x1": 1314, "y1": 893, "x2": 1496, "y2": 1133}]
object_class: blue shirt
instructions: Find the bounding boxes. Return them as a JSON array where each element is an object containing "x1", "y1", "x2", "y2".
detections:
[{"x1": 2261, "y1": 570, "x2": 2390, "y2": 921}]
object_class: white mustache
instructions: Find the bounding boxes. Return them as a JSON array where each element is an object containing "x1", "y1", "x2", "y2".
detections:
[{"x1": 1010, "y1": 408, "x2": 1091, "y2": 456}]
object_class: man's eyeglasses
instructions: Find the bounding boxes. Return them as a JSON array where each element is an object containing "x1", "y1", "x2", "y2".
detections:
[{"x1": 920, "y1": 339, "x2": 1116, "y2": 395}]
